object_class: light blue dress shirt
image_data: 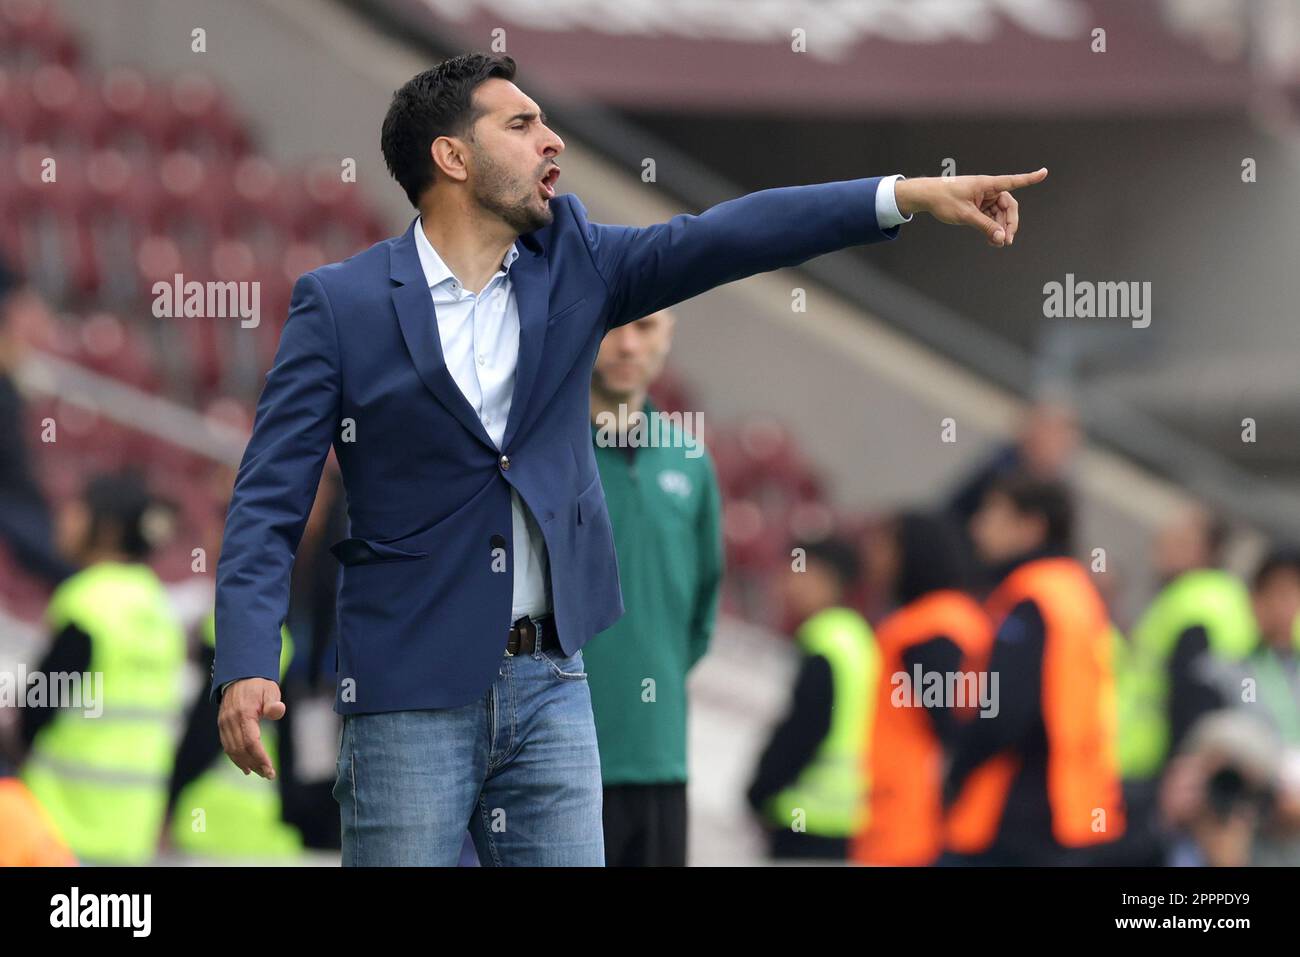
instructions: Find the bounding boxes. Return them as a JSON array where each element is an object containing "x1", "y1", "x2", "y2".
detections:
[{"x1": 414, "y1": 217, "x2": 552, "y2": 621}]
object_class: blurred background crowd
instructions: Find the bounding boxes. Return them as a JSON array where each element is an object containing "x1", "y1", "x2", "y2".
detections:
[{"x1": 0, "y1": 0, "x2": 1299, "y2": 865}]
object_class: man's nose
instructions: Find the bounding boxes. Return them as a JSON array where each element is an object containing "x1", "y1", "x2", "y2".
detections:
[
  {"x1": 542, "y1": 127, "x2": 564, "y2": 156},
  {"x1": 608, "y1": 333, "x2": 639, "y2": 359}
]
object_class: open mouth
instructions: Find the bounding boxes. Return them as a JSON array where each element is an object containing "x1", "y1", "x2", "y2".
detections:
[{"x1": 539, "y1": 166, "x2": 560, "y2": 199}]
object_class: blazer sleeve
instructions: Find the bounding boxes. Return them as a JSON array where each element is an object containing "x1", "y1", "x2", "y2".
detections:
[
  {"x1": 566, "y1": 177, "x2": 901, "y2": 330},
  {"x1": 210, "y1": 272, "x2": 341, "y2": 699}
]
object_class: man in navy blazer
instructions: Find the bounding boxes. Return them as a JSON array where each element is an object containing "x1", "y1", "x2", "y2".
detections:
[{"x1": 212, "y1": 53, "x2": 1047, "y2": 865}]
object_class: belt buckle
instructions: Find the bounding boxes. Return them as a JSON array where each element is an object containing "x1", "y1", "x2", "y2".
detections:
[{"x1": 506, "y1": 617, "x2": 532, "y2": 657}]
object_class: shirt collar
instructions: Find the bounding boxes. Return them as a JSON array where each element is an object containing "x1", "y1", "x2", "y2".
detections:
[{"x1": 413, "y1": 215, "x2": 519, "y2": 291}]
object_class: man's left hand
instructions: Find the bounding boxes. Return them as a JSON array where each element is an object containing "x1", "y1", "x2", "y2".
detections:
[{"x1": 894, "y1": 168, "x2": 1049, "y2": 247}]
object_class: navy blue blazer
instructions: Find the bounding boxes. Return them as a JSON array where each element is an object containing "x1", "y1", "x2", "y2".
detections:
[{"x1": 212, "y1": 177, "x2": 900, "y2": 713}]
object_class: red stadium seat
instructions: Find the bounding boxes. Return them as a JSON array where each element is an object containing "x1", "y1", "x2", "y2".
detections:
[
  {"x1": 0, "y1": 0, "x2": 80, "y2": 71},
  {"x1": 76, "y1": 311, "x2": 161, "y2": 393},
  {"x1": 285, "y1": 161, "x2": 375, "y2": 258},
  {"x1": 160, "y1": 71, "x2": 250, "y2": 160},
  {"x1": 94, "y1": 66, "x2": 169, "y2": 158},
  {"x1": 225, "y1": 155, "x2": 295, "y2": 245}
]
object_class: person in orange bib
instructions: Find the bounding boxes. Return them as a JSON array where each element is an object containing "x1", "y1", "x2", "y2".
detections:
[
  {"x1": 0, "y1": 759, "x2": 77, "y2": 867},
  {"x1": 943, "y1": 474, "x2": 1125, "y2": 865},
  {"x1": 853, "y1": 512, "x2": 992, "y2": 867}
]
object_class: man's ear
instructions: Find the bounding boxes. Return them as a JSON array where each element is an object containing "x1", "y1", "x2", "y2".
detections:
[{"x1": 430, "y1": 136, "x2": 469, "y2": 183}]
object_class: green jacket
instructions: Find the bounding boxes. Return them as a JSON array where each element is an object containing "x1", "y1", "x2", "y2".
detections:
[{"x1": 582, "y1": 401, "x2": 723, "y2": 784}]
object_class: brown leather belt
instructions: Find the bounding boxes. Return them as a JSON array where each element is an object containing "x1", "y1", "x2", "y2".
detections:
[{"x1": 505, "y1": 615, "x2": 560, "y2": 656}]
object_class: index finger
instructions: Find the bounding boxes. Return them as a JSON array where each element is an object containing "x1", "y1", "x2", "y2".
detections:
[{"x1": 987, "y1": 168, "x2": 1048, "y2": 192}]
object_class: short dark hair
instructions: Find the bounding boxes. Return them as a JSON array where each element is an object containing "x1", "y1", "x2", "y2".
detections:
[
  {"x1": 794, "y1": 536, "x2": 863, "y2": 594},
  {"x1": 1252, "y1": 546, "x2": 1300, "y2": 591},
  {"x1": 381, "y1": 54, "x2": 518, "y2": 209},
  {"x1": 894, "y1": 511, "x2": 971, "y2": 604},
  {"x1": 82, "y1": 471, "x2": 171, "y2": 561},
  {"x1": 988, "y1": 473, "x2": 1074, "y2": 552}
]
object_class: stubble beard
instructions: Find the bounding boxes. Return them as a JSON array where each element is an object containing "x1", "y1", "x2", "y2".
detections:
[{"x1": 471, "y1": 146, "x2": 552, "y2": 235}]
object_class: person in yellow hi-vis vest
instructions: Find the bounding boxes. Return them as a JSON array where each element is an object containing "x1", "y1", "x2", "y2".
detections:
[
  {"x1": 747, "y1": 536, "x2": 879, "y2": 861},
  {"x1": 20, "y1": 473, "x2": 185, "y2": 865},
  {"x1": 166, "y1": 615, "x2": 302, "y2": 859},
  {"x1": 1121, "y1": 507, "x2": 1256, "y2": 781},
  {"x1": 1106, "y1": 508, "x2": 1255, "y2": 865}
]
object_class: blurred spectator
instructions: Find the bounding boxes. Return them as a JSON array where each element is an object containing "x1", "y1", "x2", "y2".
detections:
[
  {"x1": 165, "y1": 466, "x2": 303, "y2": 861},
  {"x1": 1235, "y1": 548, "x2": 1300, "y2": 863},
  {"x1": 944, "y1": 474, "x2": 1125, "y2": 865},
  {"x1": 747, "y1": 537, "x2": 878, "y2": 861},
  {"x1": 1116, "y1": 504, "x2": 1255, "y2": 866},
  {"x1": 1160, "y1": 712, "x2": 1280, "y2": 867},
  {"x1": 947, "y1": 399, "x2": 1081, "y2": 524},
  {"x1": 946, "y1": 398, "x2": 1081, "y2": 588},
  {"x1": 852, "y1": 511, "x2": 992, "y2": 866},
  {"x1": 0, "y1": 756, "x2": 76, "y2": 866},
  {"x1": 1176, "y1": 547, "x2": 1300, "y2": 866},
  {"x1": 1152, "y1": 504, "x2": 1232, "y2": 582},
  {"x1": 0, "y1": 259, "x2": 74, "y2": 585},
  {"x1": 20, "y1": 471, "x2": 186, "y2": 865}
]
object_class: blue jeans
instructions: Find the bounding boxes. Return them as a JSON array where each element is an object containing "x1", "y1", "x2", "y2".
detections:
[{"x1": 332, "y1": 646, "x2": 604, "y2": 866}]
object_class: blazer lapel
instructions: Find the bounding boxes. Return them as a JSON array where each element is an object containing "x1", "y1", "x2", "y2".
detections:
[
  {"x1": 501, "y1": 238, "x2": 549, "y2": 450},
  {"x1": 389, "y1": 218, "x2": 496, "y2": 450}
]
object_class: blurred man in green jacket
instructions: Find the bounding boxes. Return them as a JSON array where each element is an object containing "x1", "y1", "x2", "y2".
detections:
[{"x1": 585, "y1": 307, "x2": 723, "y2": 866}]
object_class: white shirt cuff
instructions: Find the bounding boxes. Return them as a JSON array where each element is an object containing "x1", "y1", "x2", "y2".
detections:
[{"x1": 876, "y1": 174, "x2": 913, "y2": 230}]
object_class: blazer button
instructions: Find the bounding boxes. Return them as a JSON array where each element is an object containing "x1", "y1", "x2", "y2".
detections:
[{"x1": 499, "y1": 454, "x2": 510, "y2": 471}]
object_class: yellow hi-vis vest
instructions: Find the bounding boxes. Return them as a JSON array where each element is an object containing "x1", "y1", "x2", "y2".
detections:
[
  {"x1": 23, "y1": 562, "x2": 186, "y2": 865},
  {"x1": 1120, "y1": 570, "x2": 1256, "y2": 779},
  {"x1": 768, "y1": 607, "x2": 878, "y2": 838},
  {"x1": 170, "y1": 615, "x2": 301, "y2": 859}
]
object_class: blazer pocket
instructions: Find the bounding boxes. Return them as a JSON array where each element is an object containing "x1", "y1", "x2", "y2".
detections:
[
  {"x1": 329, "y1": 537, "x2": 430, "y2": 567},
  {"x1": 575, "y1": 473, "x2": 605, "y2": 526},
  {"x1": 546, "y1": 297, "x2": 588, "y2": 327}
]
